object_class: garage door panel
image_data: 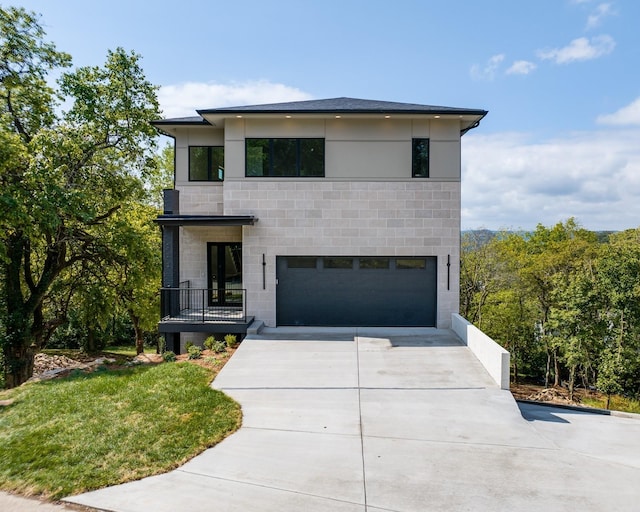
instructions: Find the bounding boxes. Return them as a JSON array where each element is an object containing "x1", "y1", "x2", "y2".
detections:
[{"x1": 276, "y1": 256, "x2": 436, "y2": 327}]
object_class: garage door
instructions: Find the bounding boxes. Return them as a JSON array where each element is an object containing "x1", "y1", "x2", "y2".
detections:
[{"x1": 276, "y1": 256, "x2": 437, "y2": 327}]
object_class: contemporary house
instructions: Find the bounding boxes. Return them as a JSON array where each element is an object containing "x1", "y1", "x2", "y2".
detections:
[{"x1": 153, "y1": 97, "x2": 487, "y2": 352}]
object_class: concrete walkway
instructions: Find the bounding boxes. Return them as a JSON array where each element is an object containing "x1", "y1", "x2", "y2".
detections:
[{"x1": 64, "y1": 328, "x2": 640, "y2": 511}]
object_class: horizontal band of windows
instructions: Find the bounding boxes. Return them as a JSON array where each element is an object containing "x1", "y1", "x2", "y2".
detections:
[
  {"x1": 246, "y1": 138, "x2": 324, "y2": 177},
  {"x1": 284, "y1": 257, "x2": 429, "y2": 270}
]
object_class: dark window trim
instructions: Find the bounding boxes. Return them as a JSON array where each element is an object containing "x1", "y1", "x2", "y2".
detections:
[
  {"x1": 245, "y1": 138, "x2": 325, "y2": 178},
  {"x1": 189, "y1": 145, "x2": 224, "y2": 182},
  {"x1": 412, "y1": 138, "x2": 429, "y2": 178}
]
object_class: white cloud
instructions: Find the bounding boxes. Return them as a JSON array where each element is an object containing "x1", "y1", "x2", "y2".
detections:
[
  {"x1": 461, "y1": 129, "x2": 640, "y2": 231},
  {"x1": 158, "y1": 80, "x2": 314, "y2": 118},
  {"x1": 470, "y1": 54, "x2": 505, "y2": 81},
  {"x1": 586, "y1": 3, "x2": 614, "y2": 29},
  {"x1": 537, "y1": 35, "x2": 615, "y2": 64},
  {"x1": 597, "y1": 97, "x2": 640, "y2": 126},
  {"x1": 506, "y1": 60, "x2": 537, "y2": 75}
]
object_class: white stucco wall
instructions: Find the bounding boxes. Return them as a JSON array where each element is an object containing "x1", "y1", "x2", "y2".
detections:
[
  {"x1": 223, "y1": 117, "x2": 461, "y2": 180},
  {"x1": 451, "y1": 313, "x2": 510, "y2": 389}
]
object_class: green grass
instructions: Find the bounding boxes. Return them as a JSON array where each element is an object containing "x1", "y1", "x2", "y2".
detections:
[
  {"x1": 582, "y1": 394, "x2": 640, "y2": 414},
  {"x1": 0, "y1": 363, "x2": 241, "y2": 500}
]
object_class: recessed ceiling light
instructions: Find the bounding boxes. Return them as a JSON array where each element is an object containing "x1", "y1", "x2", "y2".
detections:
[
  {"x1": 335, "y1": 115, "x2": 341, "y2": 119},
  {"x1": 285, "y1": 115, "x2": 292, "y2": 118},
  {"x1": 434, "y1": 115, "x2": 441, "y2": 119},
  {"x1": 384, "y1": 115, "x2": 391, "y2": 119},
  {"x1": 236, "y1": 115, "x2": 243, "y2": 118}
]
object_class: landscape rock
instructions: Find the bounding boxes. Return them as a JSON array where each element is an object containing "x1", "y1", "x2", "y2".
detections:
[{"x1": 27, "y1": 353, "x2": 117, "y2": 383}]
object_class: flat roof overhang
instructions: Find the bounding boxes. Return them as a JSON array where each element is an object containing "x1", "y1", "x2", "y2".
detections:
[{"x1": 154, "y1": 215, "x2": 257, "y2": 227}]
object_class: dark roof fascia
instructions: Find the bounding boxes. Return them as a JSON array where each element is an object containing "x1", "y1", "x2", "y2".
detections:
[
  {"x1": 151, "y1": 117, "x2": 212, "y2": 138},
  {"x1": 154, "y1": 215, "x2": 258, "y2": 227},
  {"x1": 151, "y1": 117, "x2": 211, "y2": 126}
]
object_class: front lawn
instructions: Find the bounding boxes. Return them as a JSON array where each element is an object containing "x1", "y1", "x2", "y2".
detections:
[{"x1": 0, "y1": 362, "x2": 241, "y2": 500}]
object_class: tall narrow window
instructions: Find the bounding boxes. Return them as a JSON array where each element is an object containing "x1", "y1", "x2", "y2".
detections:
[
  {"x1": 246, "y1": 138, "x2": 324, "y2": 177},
  {"x1": 412, "y1": 138, "x2": 429, "y2": 178},
  {"x1": 189, "y1": 146, "x2": 224, "y2": 181}
]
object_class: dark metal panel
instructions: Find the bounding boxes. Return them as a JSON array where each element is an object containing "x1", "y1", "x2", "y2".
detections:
[
  {"x1": 276, "y1": 257, "x2": 437, "y2": 327},
  {"x1": 158, "y1": 317, "x2": 255, "y2": 334},
  {"x1": 154, "y1": 215, "x2": 257, "y2": 226}
]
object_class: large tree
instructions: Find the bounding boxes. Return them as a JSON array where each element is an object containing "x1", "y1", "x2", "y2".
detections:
[{"x1": 0, "y1": 7, "x2": 160, "y2": 387}]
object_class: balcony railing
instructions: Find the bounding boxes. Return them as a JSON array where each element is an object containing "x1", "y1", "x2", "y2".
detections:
[{"x1": 161, "y1": 286, "x2": 247, "y2": 323}]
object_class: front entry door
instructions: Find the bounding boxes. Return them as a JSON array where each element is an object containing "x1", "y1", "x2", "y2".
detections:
[{"x1": 207, "y1": 243, "x2": 242, "y2": 306}]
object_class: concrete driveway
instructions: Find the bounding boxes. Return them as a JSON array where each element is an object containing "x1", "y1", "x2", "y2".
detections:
[{"x1": 66, "y1": 328, "x2": 640, "y2": 511}]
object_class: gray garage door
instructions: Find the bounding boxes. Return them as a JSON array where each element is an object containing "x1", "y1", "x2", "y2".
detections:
[{"x1": 276, "y1": 256, "x2": 437, "y2": 327}]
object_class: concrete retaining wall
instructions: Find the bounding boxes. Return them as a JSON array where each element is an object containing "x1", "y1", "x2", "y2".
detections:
[{"x1": 451, "y1": 313, "x2": 510, "y2": 390}]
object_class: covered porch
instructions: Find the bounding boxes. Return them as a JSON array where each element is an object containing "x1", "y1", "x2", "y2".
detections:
[
  {"x1": 158, "y1": 283, "x2": 254, "y2": 335},
  {"x1": 156, "y1": 190, "x2": 258, "y2": 352}
]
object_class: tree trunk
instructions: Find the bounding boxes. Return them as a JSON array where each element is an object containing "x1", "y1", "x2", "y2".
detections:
[
  {"x1": 568, "y1": 365, "x2": 576, "y2": 402},
  {"x1": 545, "y1": 351, "x2": 551, "y2": 388},
  {"x1": 3, "y1": 234, "x2": 36, "y2": 388},
  {"x1": 86, "y1": 327, "x2": 98, "y2": 354},
  {"x1": 3, "y1": 341, "x2": 36, "y2": 389},
  {"x1": 606, "y1": 393, "x2": 611, "y2": 410},
  {"x1": 553, "y1": 350, "x2": 560, "y2": 387},
  {"x1": 129, "y1": 310, "x2": 144, "y2": 355}
]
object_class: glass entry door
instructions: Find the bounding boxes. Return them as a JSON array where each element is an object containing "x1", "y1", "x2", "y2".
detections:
[{"x1": 207, "y1": 243, "x2": 242, "y2": 306}]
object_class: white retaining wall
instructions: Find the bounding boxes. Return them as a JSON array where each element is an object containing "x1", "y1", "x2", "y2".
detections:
[{"x1": 451, "y1": 313, "x2": 510, "y2": 390}]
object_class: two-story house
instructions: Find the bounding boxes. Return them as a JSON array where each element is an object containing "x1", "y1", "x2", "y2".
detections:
[{"x1": 153, "y1": 97, "x2": 487, "y2": 352}]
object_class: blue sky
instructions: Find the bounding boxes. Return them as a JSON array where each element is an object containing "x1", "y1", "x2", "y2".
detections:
[{"x1": 10, "y1": 0, "x2": 640, "y2": 231}]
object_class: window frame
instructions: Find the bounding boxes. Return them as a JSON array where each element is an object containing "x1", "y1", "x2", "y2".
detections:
[
  {"x1": 411, "y1": 138, "x2": 430, "y2": 178},
  {"x1": 245, "y1": 138, "x2": 325, "y2": 178},
  {"x1": 188, "y1": 145, "x2": 224, "y2": 182}
]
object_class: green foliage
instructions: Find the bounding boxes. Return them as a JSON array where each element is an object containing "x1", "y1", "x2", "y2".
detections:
[
  {"x1": 162, "y1": 351, "x2": 176, "y2": 362},
  {"x1": 185, "y1": 341, "x2": 194, "y2": 351},
  {"x1": 212, "y1": 340, "x2": 227, "y2": 354},
  {"x1": 204, "y1": 336, "x2": 216, "y2": 351},
  {"x1": 462, "y1": 219, "x2": 640, "y2": 398},
  {"x1": 0, "y1": 7, "x2": 163, "y2": 386},
  {"x1": 203, "y1": 356, "x2": 218, "y2": 365},
  {"x1": 187, "y1": 345, "x2": 202, "y2": 360},
  {"x1": 224, "y1": 334, "x2": 238, "y2": 348},
  {"x1": 47, "y1": 310, "x2": 134, "y2": 350},
  {"x1": 0, "y1": 363, "x2": 241, "y2": 499}
]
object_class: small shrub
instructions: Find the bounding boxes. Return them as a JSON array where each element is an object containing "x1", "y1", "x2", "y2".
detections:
[
  {"x1": 212, "y1": 340, "x2": 227, "y2": 353},
  {"x1": 185, "y1": 341, "x2": 194, "y2": 351},
  {"x1": 162, "y1": 351, "x2": 176, "y2": 362},
  {"x1": 187, "y1": 345, "x2": 202, "y2": 360},
  {"x1": 204, "y1": 356, "x2": 218, "y2": 365},
  {"x1": 204, "y1": 336, "x2": 216, "y2": 351},
  {"x1": 224, "y1": 334, "x2": 238, "y2": 348}
]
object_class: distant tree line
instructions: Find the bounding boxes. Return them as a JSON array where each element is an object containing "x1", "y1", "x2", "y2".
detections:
[{"x1": 461, "y1": 219, "x2": 640, "y2": 406}]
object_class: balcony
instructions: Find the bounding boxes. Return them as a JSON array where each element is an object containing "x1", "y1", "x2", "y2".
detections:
[{"x1": 159, "y1": 283, "x2": 254, "y2": 334}]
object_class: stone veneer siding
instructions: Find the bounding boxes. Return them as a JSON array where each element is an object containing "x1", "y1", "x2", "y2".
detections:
[
  {"x1": 177, "y1": 185, "x2": 224, "y2": 215},
  {"x1": 221, "y1": 180, "x2": 460, "y2": 329}
]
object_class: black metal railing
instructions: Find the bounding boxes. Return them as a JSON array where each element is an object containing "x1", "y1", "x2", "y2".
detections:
[{"x1": 161, "y1": 287, "x2": 247, "y2": 322}]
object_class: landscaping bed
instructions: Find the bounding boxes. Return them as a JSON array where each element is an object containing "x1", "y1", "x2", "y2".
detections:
[{"x1": 511, "y1": 382, "x2": 640, "y2": 414}]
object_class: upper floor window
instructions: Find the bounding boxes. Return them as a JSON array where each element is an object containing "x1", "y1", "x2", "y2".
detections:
[
  {"x1": 246, "y1": 138, "x2": 324, "y2": 177},
  {"x1": 412, "y1": 138, "x2": 429, "y2": 178},
  {"x1": 189, "y1": 146, "x2": 224, "y2": 181}
]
